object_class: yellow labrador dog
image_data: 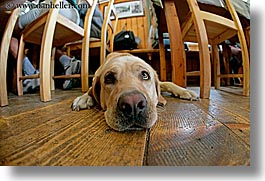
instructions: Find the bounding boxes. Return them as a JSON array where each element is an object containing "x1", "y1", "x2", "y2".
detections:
[{"x1": 72, "y1": 53, "x2": 198, "y2": 131}]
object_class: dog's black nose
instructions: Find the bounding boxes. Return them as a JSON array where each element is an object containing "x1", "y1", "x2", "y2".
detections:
[{"x1": 118, "y1": 91, "x2": 147, "y2": 117}]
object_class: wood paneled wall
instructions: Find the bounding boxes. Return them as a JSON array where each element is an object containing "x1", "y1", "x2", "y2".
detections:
[{"x1": 99, "y1": 0, "x2": 150, "y2": 49}]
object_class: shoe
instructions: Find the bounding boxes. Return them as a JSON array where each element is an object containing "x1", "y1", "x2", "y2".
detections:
[
  {"x1": 64, "y1": 57, "x2": 81, "y2": 75},
  {"x1": 32, "y1": 78, "x2": 40, "y2": 91},
  {"x1": 63, "y1": 79, "x2": 73, "y2": 90},
  {"x1": 23, "y1": 79, "x2": 33, "y2": 93},
  {"x1": 63, "y1": 57, "x2": 81, "y2": 90}
]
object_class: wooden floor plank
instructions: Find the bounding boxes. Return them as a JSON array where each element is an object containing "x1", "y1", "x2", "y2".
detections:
[
  {"x1": 0, "y1": 89, "x2": 82, "y2": 117},
  {"x1": 194, "y1": 88, "x2": 250, "y2": 145},
  {"x1": 208, "y1": 88, "x2": 250, "y2": 119},
  {"x1": 146, "y1": 96, "x2": 250, "y2": 166}
]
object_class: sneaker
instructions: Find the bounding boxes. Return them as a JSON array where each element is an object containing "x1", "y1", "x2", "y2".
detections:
[
  {"x1": 70, "y1": 57, "x2": 81, "y2": 74},
  {"x1": 64, "y1": 57, "x2": 81, "y2": 76},
  {"x1": 63, "y1": 79, "x2": 73, "y2": 90},
  {"x1": 23, "y1": 79, "x2": 33, "y2": 93},
  {"x1": 63, "y1": 57, "x2": 81, "y2": 90}
]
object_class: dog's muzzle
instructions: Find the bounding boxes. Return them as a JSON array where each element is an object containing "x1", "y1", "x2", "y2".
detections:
[
  {"x1": 115, "y1": 90, "x2": 149, "y2": 129},
  {"x1": 118, "y1": 90, "x2": 147, "y2": 118}
]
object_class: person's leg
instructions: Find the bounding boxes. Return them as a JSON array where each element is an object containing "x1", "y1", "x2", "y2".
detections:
[
  {"x1": 15, "y1": 0, "x2": 79, "y2": 34},
  {"x1": 55, "y1": 49, "x2": 81, "y2": 89},
  {"x1": 59, "y1": 0, "x2": 80, "y2": 25},
  {"x1": 10, "y1": 37, "x2": 19, "y2": 59},
  {"x1": 21, "y1": 56, "x2": 40, "y2": 93},
  {"x1": 56, "y1": 49, "x2": 71, "y2": 69},
  {"x1": 10, "y1": 37, "x2": 37, "y2": 75},
  {"x1": 18, "y1": 8, "x2": 48, "y2": 30},
  {"x1": 10, "y1": 38, "x2": 40, "y2": 93},
  {"x1": 22, "y1": 56, "x2": 38, "y2": 76}
]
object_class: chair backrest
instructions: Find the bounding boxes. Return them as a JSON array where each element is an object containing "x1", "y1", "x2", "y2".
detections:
[
  {"x1": 0, "y1": 8, "x2": 21, "y2": 106},
  {"x1": 100, "y1": 0, "x2": 118, "y2": 64},
  {"x1": 81, "y1": 0, "x2": 97, "y2": 63}
]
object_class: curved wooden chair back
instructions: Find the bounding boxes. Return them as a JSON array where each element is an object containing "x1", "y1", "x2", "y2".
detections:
[{"x1": 0, "y1": 8, "x2": 20, "y2": 106}]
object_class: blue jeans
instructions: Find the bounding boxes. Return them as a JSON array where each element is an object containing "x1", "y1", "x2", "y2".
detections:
[
  {"x1": 18, "y1": 0, "x2": 80, "y2": 29},
  {"x1": 22, "y1": 57, "x2": 40, "y2": 92},
  {"x1": 22, "y1": 56, "x2": 38, "y2": 75}
]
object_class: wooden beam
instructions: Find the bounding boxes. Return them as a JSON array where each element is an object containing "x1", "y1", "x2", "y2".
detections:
[
  {"x1": 116, "y1": 49, "x2": 160, "y2": 54},
  {"x1": 181, "y1": 12, "x2": 193, "y2": 39},
  {"x1": 218, "y1": 74, "x2": 244, "y2": 78},
  {"x1": 19, "y1": 74, "x2": 40, "y2": 80},
  {"x1": 53, "y1": 74, "x2": 81, "y2": 79},
  {"x1": 186, "y1": 71, "x2": 200, "y2": 76}
]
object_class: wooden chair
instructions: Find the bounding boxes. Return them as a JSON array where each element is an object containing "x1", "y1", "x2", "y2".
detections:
[
  {"x1": 179, "y1": 0, "x2": 250, "y2": 98},
  {"x1": 0, "y1": 8, "x2": 21, "y2": 106},
  {"x1": 51, "y1": 0, "x2": 97, "y2": 93},
  {"x1": 65, "y1": 0, "x2": 118, "y2": 90},
  {"x1": 15, "y1": 0, "x2": 94, "y2": 103}
]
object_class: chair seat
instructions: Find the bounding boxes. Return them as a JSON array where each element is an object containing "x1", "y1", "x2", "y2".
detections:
[
  {"x1": 65, "y1": 37, "x2": 101, "y2": 51},
  {"x1": 22, "y1": 12, "x2": 84, "y2": 47},
  {"x1": 182, "y1": 11, "x2": 238, "y2": 44}
]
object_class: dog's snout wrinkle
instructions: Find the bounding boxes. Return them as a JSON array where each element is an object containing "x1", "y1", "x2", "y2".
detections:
[{"x1": 118, "y1": 91, "x2": 147, "y2": 117}]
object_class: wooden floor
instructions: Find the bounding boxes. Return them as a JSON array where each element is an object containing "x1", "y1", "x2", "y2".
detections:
[{"x1": 0, "y1": 87, "x2": 250, "y2": 166}]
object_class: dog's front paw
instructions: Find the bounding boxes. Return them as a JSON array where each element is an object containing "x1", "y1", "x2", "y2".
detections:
[
  {"x1": 71, "y1": 93, "x2": 95, "y2": 111},
  {"x1": 179, "y1": 89, "x2": 200, "y2": 101}
]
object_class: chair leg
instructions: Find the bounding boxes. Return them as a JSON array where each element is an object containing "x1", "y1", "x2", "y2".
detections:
[
  {"x1": 81, "y1": 34, "x2": 89, "y2": 92},
  {"x1": 237, "y1": 32, "x2": 250, "y2": 96},
  {"x1": 39, "y1": 5, "x2": 61, "y2": 102},
  {"x1": 158, "y1": 36, "x2": 167, "y2": 81},
  {"x1": 164, "y1": 0, "x2": 186, "y2": 88},
  {"x1": 213, "y1": 44, "x2": 220, "y2": 89},
  {"x1": 225, "y1": 0, "x2": 250, "y2": 96},
  {"x1": 17, "y1": 35, "x2": 25, "y2": 96},
  {"x1": 187, "y1": 0, "x2": 211, "y2": 98},
  {"x1": 39, "y1": 46, "x2": 52, "y2": 102},
  {"x1": 50, "y1": 47, "x2": 56, "y2": 91},
  {"x1": 0, "y1": 8, "x2": 20, "y2": 106},
  {"x1": 198, "y1": 42, "x2": 211, "y2": 99}
]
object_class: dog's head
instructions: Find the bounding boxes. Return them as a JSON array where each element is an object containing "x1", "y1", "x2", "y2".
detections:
[{"x1": 90, "y1": 53, "x2": 164, "y2": 131}]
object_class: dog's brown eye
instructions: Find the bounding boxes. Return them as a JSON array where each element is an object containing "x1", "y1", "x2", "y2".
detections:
[
  {"x1": 104, "y1": 72, "x2": 116, "y2": 84},
  {"x1": 141, "y1": 71, "x2": 150, "y2": 80}
]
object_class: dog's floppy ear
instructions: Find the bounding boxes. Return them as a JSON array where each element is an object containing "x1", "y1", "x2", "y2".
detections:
[
  {"x1": 154, "y1": 72, "x2": 167, "y2": 106},
  {"x1": 91, "y1": 76, "x2": 101, "y2": 105}
]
